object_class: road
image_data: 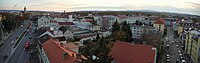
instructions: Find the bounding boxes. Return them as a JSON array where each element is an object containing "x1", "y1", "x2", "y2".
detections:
[
  {"x1": 0, "y1": 20, "x2": 36, "y2": 63},
  {"x1": 164, "y1": 27, "x2": 187, "y2": 63}
]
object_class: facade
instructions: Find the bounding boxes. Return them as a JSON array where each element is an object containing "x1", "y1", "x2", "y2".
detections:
[
  {"x1": 130, "y1": 25, "x2": 155, "y2": 39},
  {"x1": 0, "y1": 15, "x2": 3, "y2": 41},
  {"x1": 185, "y1": 30, "x2": 200, "y2": 63},
  {"x1": 102, "y1": 15, "x2": 118, "y2": 30},
  {"x1": 153, "y1": 18, "x2": 166, "y2": 34},
  {"x1": 37, "y1": 16, "x2": 58, "y2": 29}
]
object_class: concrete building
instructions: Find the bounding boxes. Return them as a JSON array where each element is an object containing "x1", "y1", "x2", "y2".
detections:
[
  {"x1": 102, "y1": 15, "x2": 118, "y2": 30},
  {"x1": 130, "y1": 24, "x2": 156, "y2": 39},
  {"x1": 185, "y1": 30, "x2": 200, "y2": 63}
]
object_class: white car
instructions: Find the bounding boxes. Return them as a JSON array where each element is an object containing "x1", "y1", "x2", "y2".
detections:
[{"x1": 10, "y1": 41, "x2": 15, "y2": 45}]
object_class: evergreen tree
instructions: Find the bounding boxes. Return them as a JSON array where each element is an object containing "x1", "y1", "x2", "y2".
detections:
[{"x1": 111, "y1": 20, "x2": 120, "y2": 37}]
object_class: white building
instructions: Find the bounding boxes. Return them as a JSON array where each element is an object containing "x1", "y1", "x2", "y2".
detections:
[
  {"x1": 37, "y1": 16, "x2": 58, "y2": 29},
  {"x1": 130, "y1": 25, "x2": 155, "y2": 39}
]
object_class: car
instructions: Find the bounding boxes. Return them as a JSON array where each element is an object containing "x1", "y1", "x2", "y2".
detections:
[
  {"x1": 10, "y1": 41, "x2": 15, "y2": 45},
  {"x1": 16, "y1": 37, "x2": 18, "y2": 39},
  {"x1": 166, "y1": 44, "x2": 169, "y2": 47},
  {"x1": 166, "y1": 59, "x2": 170, "y2": 62},
  {"x1": 181, "y1": 60, "x2": 186, "y2": 63},
  {"x1": 29, "y1": 37, "x2": 32, "y2": 39},
  {"x1": 166, "y1": 54, "x2": 170, "y2": 57},
  {"x1": 176, "y1": 59, "x2": 179, "y2": 63},
  {"x1": 180, "y1": 56, "x2": 184, "y2": 60},
  {"x1": 178, "y1": 50, "x2": 181, "y2": 53},
  {"x1": 176, "y1": 45, "x2": 179, "y2": 47},
  {"x1": 179, "y1": 53, "x2": 182, "y2": 56}
]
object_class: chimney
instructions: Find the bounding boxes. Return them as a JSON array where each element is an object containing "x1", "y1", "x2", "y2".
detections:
[
  {"x1": 60, "y1": 43, "x2": 63, "y2": 47},
  {"x1": 62, "y1": 52, "x2": 68, "y2": 59}
]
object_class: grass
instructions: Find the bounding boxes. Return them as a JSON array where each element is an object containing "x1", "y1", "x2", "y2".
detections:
[
  {"x1": 13, "y1": 31, "x2": 26, "y2": 48},
  {"x1": 0, "y1": 43, "x2": 4, "y2": 48}
]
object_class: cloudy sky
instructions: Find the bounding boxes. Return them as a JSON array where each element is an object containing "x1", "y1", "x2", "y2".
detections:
[{"x1": 0, "y1": 0, "x2": 200, "y2": 15}]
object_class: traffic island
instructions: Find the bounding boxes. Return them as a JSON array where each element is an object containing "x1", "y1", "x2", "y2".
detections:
[{"x1": 13, "y1": 31, "x2": 27, "y2": 48}]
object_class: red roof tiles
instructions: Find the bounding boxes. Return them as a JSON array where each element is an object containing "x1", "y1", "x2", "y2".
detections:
[
  {"x1": 109, "y1": 41, "x2": 156, "y2": 63},
  {"x1": 42, "y1": 39, "x2": 76, "y2": 63},
  {"x1": 154, "y1": 18, "x2": 166, "y2": 24},
  {"x1": 58, "y1": 22, "x2": 75, "y2": 25}
]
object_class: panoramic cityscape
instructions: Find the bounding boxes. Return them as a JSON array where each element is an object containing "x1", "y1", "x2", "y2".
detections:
[{"x1": 0, "y1": 0, "x2": 200, "y2": 63}]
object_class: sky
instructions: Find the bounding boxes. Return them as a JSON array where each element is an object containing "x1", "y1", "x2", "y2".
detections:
[{"x1": 0, "y1": 0, "x2": 200, "y2": 15}]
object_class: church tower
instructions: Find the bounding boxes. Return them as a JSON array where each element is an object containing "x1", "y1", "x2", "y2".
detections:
[{"x1": 24, "y1": 6, "x2": 26, "y2": 13}]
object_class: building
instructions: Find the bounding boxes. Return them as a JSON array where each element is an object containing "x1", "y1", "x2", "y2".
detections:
[
  {"x1": 40, "y1": 39, "x2": 85, "y2": 63},
  {"x1": 37, "y1": 16, "x2": 58, "y2": 29},
  {"x1": 130, "y1": 24, "x2": 156, "y2": 39},
  {"x1": 153, "y1": 18, "x2": 166, "y2": 34},
  {"x1": 0, "y1": 15, "x2": 3, "y2": 41},
  {"x1": 102, "y1": 15, "x2": 118, "y2": 30},
  {"x1": 185, "y1": 30, "x2": 200, "y2": 63},
  {"x1": 109, "y1": 41, "x2": 157, "y2": 63}
]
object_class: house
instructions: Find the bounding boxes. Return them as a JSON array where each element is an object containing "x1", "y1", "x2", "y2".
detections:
[
  {"x1": 41, "y1": 39, "x2": 86, "y2": 63},
  {"x1": 64, "y1": 30, "x2": 74, "y2": 40},
  {"x1": 109, "y1": 41, "x2": 157, "y2": 63},
  {"x1": 37, "y1": 16, "x2": 58, "y2": 29},
  {"x1": 75, "y1": 22, "x2": 93, "y2": 30},
  {"x1": 58, "y1": 22, "x2": 75, "y2": 30},
  {"x1": 185, "y1": 30, "x2": 200, "y2": 63},
  {"x1": 153, "y1": 18, "x2": 166, "y2": 34}
]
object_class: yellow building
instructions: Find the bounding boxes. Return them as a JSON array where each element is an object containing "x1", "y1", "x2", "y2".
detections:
[
  {"x1": 153, "y1": 18, "x2": 165, "y2": 34},
  {"x1": 177, "y1": 26, "x2": 183, "y2": 35},
  {"x1": 185, "y1": 30, "x2": 200, "y2": 63}
]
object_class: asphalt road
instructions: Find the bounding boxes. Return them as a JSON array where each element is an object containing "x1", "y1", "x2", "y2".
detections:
[
  {"x1": 7, "y1": 21, "x2": 36, "y2": 63},
  {"x1": 164, "y1": 27, "x2": 187, "y2": 63},
  {"x1": 0, "y1": 20, "x2": 36, "y2": 63}
]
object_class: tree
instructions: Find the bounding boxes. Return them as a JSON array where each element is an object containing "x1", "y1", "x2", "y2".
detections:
[
  {"x1": 81, "y1": 36, "x2": 113, "y2": 63},
  {"x1": 114, "y1": 30, "x2": 127, "y2": 41},
  {"x1": 111, "y1": 20, "x2": 120, "y2": 37},
  {"x1": 121, "y1": 21, "x2": 132, "y2": 42}
]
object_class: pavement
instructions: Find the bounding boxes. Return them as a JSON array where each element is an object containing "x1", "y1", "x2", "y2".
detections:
[{"x1": 0, "y1": 20, "x2": 39, "y2": 63}]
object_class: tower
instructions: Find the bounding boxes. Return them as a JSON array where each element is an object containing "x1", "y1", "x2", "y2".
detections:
[{"x1": 24, "y1": 6, "x2": 26, "y2": 13}]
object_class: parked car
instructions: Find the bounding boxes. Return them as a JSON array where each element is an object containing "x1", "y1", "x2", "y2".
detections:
[{"x1": 10, "y1": 41, "x2": 15, "y2": 45}]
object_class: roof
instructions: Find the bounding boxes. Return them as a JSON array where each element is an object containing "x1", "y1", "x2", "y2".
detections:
[
  {"x1": 58, "y1": 22, "x2": 75, "y2": 25},
  {"x1": 154, "y1": 18, "x2": 166, "y2": 24},
  {"x1": 63, "y1": 43, "x2": 79, "y2": 49},
  {"x1": 109, "y1": 41, "x2": 156, "y2": 63},
  {"x1": 42, "y1": 39, "x2": 76, "y2": 63}
]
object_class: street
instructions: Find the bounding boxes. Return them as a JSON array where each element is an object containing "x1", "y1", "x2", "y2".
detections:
[
  {"x1": 164, "y1": 27, "x2": 187, "y2": 63},
  {"x1": 0, "y1": 20, "x2": 37, "y2": 63}
]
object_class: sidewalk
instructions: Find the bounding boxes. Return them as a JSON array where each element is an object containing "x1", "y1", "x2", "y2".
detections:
[{"x1": 0, "y1": 32, "x2": 12, "y2": 46}]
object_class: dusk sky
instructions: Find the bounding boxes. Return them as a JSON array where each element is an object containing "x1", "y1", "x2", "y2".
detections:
[{"x1": 0, "y1": 0, "x2": 200, "y2": 15}]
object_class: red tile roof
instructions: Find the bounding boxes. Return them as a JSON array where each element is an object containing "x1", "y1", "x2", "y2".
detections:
[
  {"x1": 42, "y1": 39, "x2": 76, "y2": 63},
  {"x1": 63, "y1": 43, "x2": 79, "y2": 50},
  {"x1": 58, "y1": 22, "x2": 75, "y2": 25},
  {"x1": 154, "y1": 18, "x2": 166, "y2": 24},
  {"x1": 109, "y1": 41, "x2": 156, "y2": 63}
]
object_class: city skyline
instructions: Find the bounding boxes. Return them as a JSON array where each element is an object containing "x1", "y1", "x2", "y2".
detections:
[{"x1": 0, "y1": 0, "x2": 200, "y2": 15}]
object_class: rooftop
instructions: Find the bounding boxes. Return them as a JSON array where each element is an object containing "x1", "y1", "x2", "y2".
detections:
[
  {"x1": 109, "y1": 41, "x2": 156, "y2": 63},
  {"x1": 58, "y1": 22, "x2": 75, "y2": 25},
  {"x1": 42, "y1": 39, "x2": 77, "y2": 63},
  {"x1": 154, "y1": 18, "x2": 165, "y2": 24}
]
